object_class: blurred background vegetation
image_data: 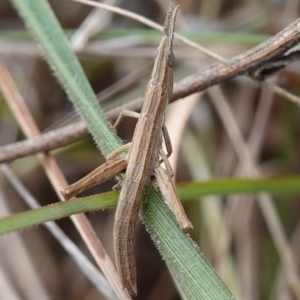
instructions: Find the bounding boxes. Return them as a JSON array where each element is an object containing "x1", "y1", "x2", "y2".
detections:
[{"x1": 0, "y1": 0, "x2": 300, "y2": 299}]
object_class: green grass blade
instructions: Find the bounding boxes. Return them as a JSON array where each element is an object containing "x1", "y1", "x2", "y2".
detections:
[
  {"x1": 141, "y1": 188, "x2": 235, "y2": 300},
  {"x1": 177, "y1": 176, "x2": 300, "y2": 199},
  {"x1": 1, "y1": 175, "x2": 300, "y2": 235},
  {"x1": 0, "y1": 192, "x2": 118, "y2": 234},
  {"x1": 0, "y1": 29, "x2": 269, "y2": 45}
]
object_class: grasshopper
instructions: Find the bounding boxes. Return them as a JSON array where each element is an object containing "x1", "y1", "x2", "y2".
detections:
[{"x1": 61, "y1": 3, "x2": 192, "y2": 296}]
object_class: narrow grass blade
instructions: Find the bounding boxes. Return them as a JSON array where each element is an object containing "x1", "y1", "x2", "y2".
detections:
[
  {"x1": 141, "y1": 188, "x2": 235, "y2": 300},
  {"x1": 1, "y1": 175, "x2": 300, "y2": 234}
]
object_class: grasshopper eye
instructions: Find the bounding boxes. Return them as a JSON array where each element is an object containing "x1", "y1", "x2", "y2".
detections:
[{"x1": 167, "y1": 50, "x2": 174, "y2": 68}]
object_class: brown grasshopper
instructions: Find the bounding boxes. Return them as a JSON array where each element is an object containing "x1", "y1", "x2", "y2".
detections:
[{"x1": 61, "y1": 3, "x2": 192, "y2": 296}]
